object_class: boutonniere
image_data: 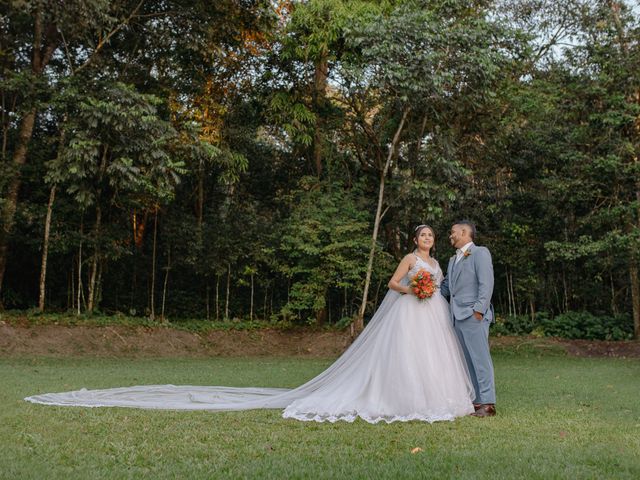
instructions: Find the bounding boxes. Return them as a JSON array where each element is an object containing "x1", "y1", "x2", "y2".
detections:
[{"x1": 462, "y1": 250, "x2": 472, "y2": 258}]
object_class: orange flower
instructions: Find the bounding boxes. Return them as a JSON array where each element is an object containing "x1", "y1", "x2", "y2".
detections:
[{"x1": 410, "y1": 269, "x2": 437, "y2": 301}]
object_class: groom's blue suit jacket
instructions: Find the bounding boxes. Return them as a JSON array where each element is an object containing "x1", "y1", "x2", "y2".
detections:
[{"x1": 440, "y1": 243, "x2": 494, "y2": 322}]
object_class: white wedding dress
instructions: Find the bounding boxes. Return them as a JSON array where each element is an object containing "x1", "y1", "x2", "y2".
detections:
[{"x1": 25, "y1": 256, "x2": 475, "y2": 423}]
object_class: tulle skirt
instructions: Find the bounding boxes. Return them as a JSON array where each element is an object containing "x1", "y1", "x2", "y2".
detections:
[
  {"x1": 25, "y1": 291, "x2": 475, "y2": 423},
  {"x1": 282, "y1": 292, "x2": 475, "y2": 423}
]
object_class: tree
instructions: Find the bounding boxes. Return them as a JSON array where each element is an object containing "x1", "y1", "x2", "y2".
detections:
[
  {"x1": 1, "y1": 0, "x2": 273, "y2": 305},
  {"x1": 0, "y1": 0, "x2": 149, "y2": 301},
  {"x1": 336, "y1": 0, "x2": 509, "y2": 331},
  {"x1": 525, "y1": 1, "x2": 640, "y2": 337},
  {"x1": 45, "y1": 82, "x2": 183, "y2": 313},
  {"x1": 276, "y1": 179, "x2": 372, "y2": 325}
]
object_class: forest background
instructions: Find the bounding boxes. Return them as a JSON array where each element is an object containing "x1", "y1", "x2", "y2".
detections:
[{"x1": 1, "y1": 0, "x2": 639, "y2": 340}]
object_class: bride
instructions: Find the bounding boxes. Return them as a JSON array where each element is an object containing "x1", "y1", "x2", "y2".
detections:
[{"x1": 26, "y1": 225, "x2": 475, "y2": 423}]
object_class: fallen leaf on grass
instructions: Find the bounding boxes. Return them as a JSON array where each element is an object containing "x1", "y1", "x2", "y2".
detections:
[{"x1": 411, "y1": 447, "x2": 423, "y2": 454}]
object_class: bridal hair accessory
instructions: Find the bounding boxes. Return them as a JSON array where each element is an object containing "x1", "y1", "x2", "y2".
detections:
[{"x1": 414, "y1": 224, "x2": 428, "y2": 232}]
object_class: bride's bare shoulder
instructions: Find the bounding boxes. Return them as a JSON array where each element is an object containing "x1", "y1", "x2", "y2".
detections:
[{"x1": 397, "y1": 253, "x2": 413, "y2": 266}]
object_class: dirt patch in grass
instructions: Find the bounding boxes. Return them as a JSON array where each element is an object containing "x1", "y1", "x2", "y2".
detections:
[
  {"x1": 550, "y1": 338, "x2": 640, "y2": 358},
  {"x1": 0, "y1": 322, "x2": 351, "y2": 358},
  {"x1": 490, "y1": 335, "x2": 640, "y2": 358},
  {"x1": 1, "y1": 322, "x2": 638, "y2": 358}
]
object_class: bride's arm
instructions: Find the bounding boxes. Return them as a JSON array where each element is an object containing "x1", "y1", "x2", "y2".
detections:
[{"x1": 387, "y1": 255, "x2": 413, "y2": 294}]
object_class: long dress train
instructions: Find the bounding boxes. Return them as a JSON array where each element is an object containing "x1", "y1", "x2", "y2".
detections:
[{"x1": 25, "y1": 257, "x2": 475, "y2": 423}]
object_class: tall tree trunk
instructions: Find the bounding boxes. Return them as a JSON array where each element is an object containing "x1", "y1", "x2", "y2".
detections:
[
  {"x1": 77, "y1": 218, "x2": 84, "y2": 315},
  {"x1": 509, "y1": 270, "x2": 517, "y2": 316},
  {"x1": 69, "y1": 256, "x2": 74, "y2": 310},
  {"x1": 161, "y1": 245, "x2": 171, "y2": 321},
  {"x1": 96, "y1": 258, "x2": 103, "y2": 310},
  {"x1": 270, "y1": 288, "x2": 274, "y2": 320},
  {"x1": 149, "y1": 207, "x2": 158, "y2": 320},
  {"x1": 87, "y1": 205, "x2": 101, "y2": 313},
  {"x1": 130, "y1": 252, "x2": 137, "y2": 313},
  {"x1": 216, "y1": 274, "x2": 220, "y2": 321},
  {"x1": 88, "y1": 144, "x2": 109, "y2": 314},
  {"x1": 505, "y1": 271, "x2": 511, "y2": 317},
  {"x1": 38, "y1": 185, "x2": 57, "y2": 312},
  {"x1": 0, "y1": 108, "x2": 36, "y2": 300},
  {"x1": 609, "y1": 266, "x2": 618, "y2": 315},
  {"x1": 316, "y1": 306, "x2": 327, "y2": 326},
  {"x1": 206, "y1": 283, "x2": 210, "y2": 321},
  {"x1": 529, "y1": 297, "x2": 535, "y2": 322},
  {"x1": 354, "y1": 107, "x2": 410, "y2": 334},
  {"x1": 1, "y1": 91, "x2": 10, "y2": 161},
  {"x1": 312, "y1": 52, "x2": 328, "y2": 177},
  {"x1": 263, "y1": 284, "x2": 268, "y2": 321},
  {"x1": 561, "y1": 266, "x2": 569, "y2": 313},
  {"x1": 38, "y1": 124, "x2": 67, "y2": 312},
  {"x1": 316, "y1": 287, "x2": 327, "y2": 326},
  {"x1": 342, "y1": 286, "x2": 347, "y2": 318},
  {"x1": 225, "y1": 263, "x2": 231, "y2": 320},
  {"x1": 374, "y1": 280, "x2": 382, "y2": 312},
  {"x1": 197, "y1": 167, "x2": 204, "y2": 228},
  {"x1": 250, "y1": 272, "x2": 254, "y2": 321},
  {"x1": 0, "y1": 9, "x2": 58, "y2": 300}
]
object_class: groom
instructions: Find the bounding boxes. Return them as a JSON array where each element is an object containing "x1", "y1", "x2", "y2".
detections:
[{"x1": 440, "y1": 220, "x2": 496, "y2": 417}]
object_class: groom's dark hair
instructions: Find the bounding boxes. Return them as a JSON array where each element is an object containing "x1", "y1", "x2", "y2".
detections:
[{"x1": 454, "y1": 220, "x2": 476, "y2": 240}]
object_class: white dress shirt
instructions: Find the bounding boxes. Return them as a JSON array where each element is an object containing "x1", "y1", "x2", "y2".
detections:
[{"x1": 455, "y1": 242, "x2": 474, "y2": 264}]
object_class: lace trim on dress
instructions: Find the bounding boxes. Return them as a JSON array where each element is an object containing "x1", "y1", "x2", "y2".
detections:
[
  {"x1": 283, "y1": 403, "x2": 472, "y2": 423},
  {"x1": 409, "y1": 253, "x2": 442, "y2": 289},
  {"x1": 282, "y1": 412, "x2": 457, "y2": 424},
  {"x1": 282, "y1": 398, "x2": 473, "y2": 424}
]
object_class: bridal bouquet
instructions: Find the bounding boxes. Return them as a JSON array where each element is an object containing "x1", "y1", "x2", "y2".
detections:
[{"x1": 410, "y1": 269, "x2": 437, "y2": 300}]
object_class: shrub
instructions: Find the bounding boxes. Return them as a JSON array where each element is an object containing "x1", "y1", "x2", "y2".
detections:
[
  {"x1": 493, "y1": 314, "x2": 534, "y2": 336},
  {"x1": 492, "y1": 312, "x2": 549, "y2": 336},
  {"x1": 540, "y1": 311, "x2": 633, "y2": 341}
]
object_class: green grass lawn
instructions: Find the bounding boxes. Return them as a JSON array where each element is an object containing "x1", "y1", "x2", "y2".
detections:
[{"x1": 1, "y1": 350, "x2": 639, "y2": 479}]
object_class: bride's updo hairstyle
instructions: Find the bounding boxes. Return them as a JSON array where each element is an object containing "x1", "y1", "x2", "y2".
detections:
[{"x1": 413, "y1": 224, "x2": 436, "y2": 255}]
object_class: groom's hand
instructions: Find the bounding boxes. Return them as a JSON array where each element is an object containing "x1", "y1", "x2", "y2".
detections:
[{"x1": 473, "y1": 311, "x2": 483, "y2": 321}]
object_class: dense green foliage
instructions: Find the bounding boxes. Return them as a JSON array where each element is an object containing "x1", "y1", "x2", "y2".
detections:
[
  {"x1": 1, "y1": 1, "x2": 639, "y2": 337},
  {"x1": 2, "y1": 353, "x2": 639, "y2": 478},
  {"x1": 3, "y1": 309, "x2": 633, "y2": 341},
  {"x1": 493, "y1": 311, "x2": 634, "y2": 340}
]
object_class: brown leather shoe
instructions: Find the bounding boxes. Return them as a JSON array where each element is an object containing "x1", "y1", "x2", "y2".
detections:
[
  {"x1": 473, "y1": 403, "x2": 483, "y2": 411},
  {"x1": 470, "y1": 404, "x2": 496, "y2": 417}
]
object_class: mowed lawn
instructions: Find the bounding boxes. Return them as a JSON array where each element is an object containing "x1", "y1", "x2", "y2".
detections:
[{"x1": 1, "y1": 348, "x2": 639, "y2": 479}]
